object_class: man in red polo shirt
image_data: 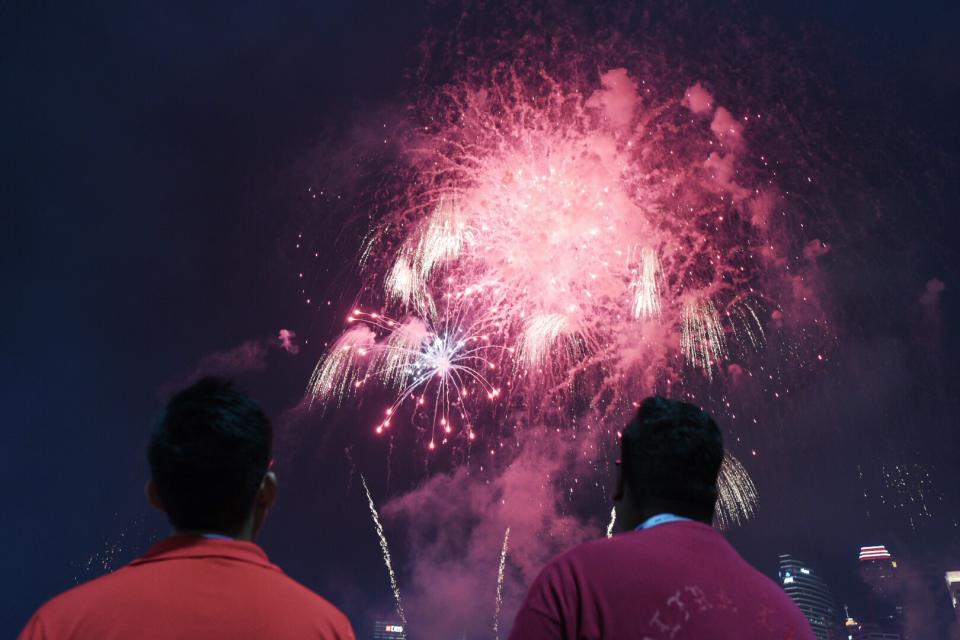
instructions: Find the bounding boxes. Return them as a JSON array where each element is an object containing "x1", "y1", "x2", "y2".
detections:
[
  {"x1": 19, "y1": 377, "x2": 355, "y2": 639},
  {"x1": 509, "y1": 396, "x2": 814, "y2": 640}
]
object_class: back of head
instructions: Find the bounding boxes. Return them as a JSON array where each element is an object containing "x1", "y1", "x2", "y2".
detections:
[
  {"x1": 148, "y1": 377, "x2": 272, "y2": 534},
  {"x1": 621, "y1": 396, "x2": 723, "y2": 522}
]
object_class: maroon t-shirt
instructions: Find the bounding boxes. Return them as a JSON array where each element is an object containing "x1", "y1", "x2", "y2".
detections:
[{"x1": 509, "y1": 521, "x2": 814, "y2": 640}]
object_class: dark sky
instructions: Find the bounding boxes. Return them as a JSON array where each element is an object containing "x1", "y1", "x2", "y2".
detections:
[{"x1": 2, "y1": 1, "x2": 959, "y2": 637}]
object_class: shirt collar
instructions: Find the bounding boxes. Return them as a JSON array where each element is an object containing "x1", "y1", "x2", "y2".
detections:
[
  {"x1": 129, "y1": 535, "x2": 281, "y2": 573},
  {"x1": 635, "y1": 512, "x2": 691, "y2": 531}
]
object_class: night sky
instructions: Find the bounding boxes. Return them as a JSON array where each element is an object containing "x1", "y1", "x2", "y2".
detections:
[{"x1": 3, "y1": 1, "x2": 960, "y2": 638}]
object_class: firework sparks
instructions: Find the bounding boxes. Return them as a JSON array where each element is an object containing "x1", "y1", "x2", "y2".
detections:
[
  {"x1": 517, "y1": 313, "x2": 584, "y2": 371},
  {"x1": 606, "y1": 506, "x2": 617, "y2": 538},
  {"x1": 385, "y1": 248, "x2": 432, "y2": 315},
  {"x1": 729, "y1": 301, "x2": 766, "y2": 351},
  {"x1": 308, "y1": 307, "x2": 501, "y2": 448},
  {"x1": 493, "y1": 526, "x2": 510, "y2": 640},
  {"x1": 680, "y1": 298, "x2": 728, "y2": 377},
  {"x1": 415, "y1": 198, "x2": 467, "y2": 279},
  {"x1": 361, "y1": 474, "x2": 406, "y2": 624},
  {"x1": 304, "y1": 58, "x2": 825, "y2": 544},
  {"x1": 306, "y1": 325, "x2": 376, "y2": 408},
  {"x1": 714, "y1": 452, "x2": 759, "y2": 530},
  {"x1": 631, "y1": 248, "x2": 663, "y2": 320},
  {"x1": 308, "y1": 64, "x2": 805, "y2": 444}
]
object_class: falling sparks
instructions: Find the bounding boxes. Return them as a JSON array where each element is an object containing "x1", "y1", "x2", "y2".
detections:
[
  {"x1": 606, "y1": 506, "x2": 617, "y2": 538},
  {"x1": 361, "y1": 474, "x2": 406, "y2": 624},
  {"x1": 680, "y1": 298, "x2": 728, "y2": 377},
  {"x1": 305, "y1": 325, "x2": 376, "y2": 408},
  {"x1": 713, "y1": 452, "x2": 759, "y2": 530},
  {"x1": 493, "y1": 526, "x2": 511, "y2": 640},
  {"x1": 308, "y1": 307, "x2": 500, "y2": 446},
  {"x1": 517, "y1": 313, "x2": 583, "y2": 371},
  {"x1": 415, "y1": 198, "x2": 467, "y2": 279},
  {"x1": 631, "y1": 248, "x2": 663, "y2": 320}
]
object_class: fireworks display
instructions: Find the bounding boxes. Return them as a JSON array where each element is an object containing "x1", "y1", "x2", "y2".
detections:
[
  {"x1": 308, "y1": 63, "x2": 800, "y2": 444},
  {"x1": 300, "y1": 9, "x2": 835, "y2": 634}
]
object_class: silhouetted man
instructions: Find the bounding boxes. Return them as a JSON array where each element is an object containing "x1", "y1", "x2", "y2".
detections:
[
  {"x1": 509, "y1": 396, "x2": 814, "y2": 639},
  {"x1": 20, "y1": 377, "x2": 355, "y2": 639}
]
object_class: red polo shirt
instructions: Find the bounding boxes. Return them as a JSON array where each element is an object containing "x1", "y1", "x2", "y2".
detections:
[
  {"x1": 509, "y1": 521, "x2": 814, "y2": 640},
  {"x1": 19, "y1": 536, "x2": 355, "y2": 640}
]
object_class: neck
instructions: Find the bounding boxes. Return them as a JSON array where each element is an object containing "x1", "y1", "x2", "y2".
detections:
[
  {"x1": 173, "y1": 514, "x2": 256, "y2": 542},
  {"x1": 637, "y1": 501, "x2": 713, "y2": 525}
]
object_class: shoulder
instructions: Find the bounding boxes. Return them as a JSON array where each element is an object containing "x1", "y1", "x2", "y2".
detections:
[
  {"x1": 20, "y1": 568, "x2": 135, "y2": 635},
  {"x1": 33, "y1": 566, "x2": 135, "y2": 612},
  {"x1": 529, "y1": 534, "x2": 631, "y2": 592},
  {"x1": 254, "y1": 567, "x2": 354, "y2": 632},
  {"x1": 544, "y1": 529, "x2": 656, "y2": 570}
]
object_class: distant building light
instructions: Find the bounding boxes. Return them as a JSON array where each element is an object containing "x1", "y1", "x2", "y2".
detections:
[
  {"x1": 800, "y1": 568, "x2": 811, "y2": 574},
  {"x1": 385, "y1": 625, "x2": 404, "y2": 633},
  {"x1": 858, "y1": 545, "x2": 892, "y2": 561},
  {"x1": 784, "y1": 576, "x2": 795, "y2": 584},
  {"x1": 947, "y1": 571, "x2": 960, "y2": 609}
]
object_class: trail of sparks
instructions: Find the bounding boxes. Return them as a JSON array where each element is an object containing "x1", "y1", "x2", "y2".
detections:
[
  {"x1": 680, "y1": 298, "x2": 727, "y2": 379},
  {"x1": 606, "y1": 506, "x2": 617, "y2": 538},
  {"x1": 361, "y1": 474, "x2": 406, "y2": 624},
  {"x1": 631, "y1": 248, "x2": 663, "y2": 320},
  {"x1": 713, "y1": 452, "x2": 759, "y2": 530},
  {"x1": 493, "y1": 526, "x2": 511, "y2": 640}
]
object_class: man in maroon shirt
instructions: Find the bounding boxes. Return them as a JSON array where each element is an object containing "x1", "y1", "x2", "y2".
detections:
[
  {"x1": 19, "y1": 377, "x2": 355, "y2": 639},
  {"x1": 509, "y1": 396, "x2": 814, "y2": 640}
]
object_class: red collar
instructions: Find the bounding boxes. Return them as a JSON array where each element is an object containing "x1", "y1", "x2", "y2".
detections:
[{"x1": 129, "y1": 535, "x2": 281, "y2": 573}]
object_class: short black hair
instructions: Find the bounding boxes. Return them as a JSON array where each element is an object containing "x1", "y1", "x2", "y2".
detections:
[
  {"x1": 620, "y1": 396, "x2": 723, "y2": 517},
  {"x1": 148, "y1": 377, "x2": 272, "y2": 533}
]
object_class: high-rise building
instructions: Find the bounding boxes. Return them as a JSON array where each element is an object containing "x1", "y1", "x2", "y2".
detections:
[
  {"x1": 778, "y1": 554, "x2": 839, "y2": 640},
  {"x1": 947, "y1": 571, "x2": 960, "y2": 619},
  {"x1": 858, "y1": 545, "x2": 902, "y2": 635},
  {"x1": 372, "y1": 620, "x2": 407, "y2": 639}
]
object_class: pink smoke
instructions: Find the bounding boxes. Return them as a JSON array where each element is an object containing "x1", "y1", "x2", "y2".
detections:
[
  {"x1": 190, "y1": 341, "x2": 268, "y2": 377},
  {"x1": 278, "y1": 328, "x2": 300, "y2": 354},
  {"x1": 683, "y1": 82, "x2": 715, "y2": 115},
  {"x1": 802, "y1": 239, "x2": 830, "y2": 262},
  {"x1": 710, "y1": 106, "x2": 743, "y2": 146},
  {"x1": 382, "y1": 428, "x2": 604, "y2": 637},
  {"x1": 586, "y1": 68, "x2": 640, "y2": 130}
]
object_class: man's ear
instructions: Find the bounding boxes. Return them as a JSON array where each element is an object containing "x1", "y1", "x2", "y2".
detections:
[
  {"x1": 146, "y1": 479, "x2": 165, "y2": 512},
  {"x1": 258, "y1": 471, "x2": 278, "y2": 510}
]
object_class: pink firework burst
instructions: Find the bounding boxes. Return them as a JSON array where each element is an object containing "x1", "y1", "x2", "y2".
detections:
[{"x1": 308, "y1": 63, "x2": 795, "y2": 451}]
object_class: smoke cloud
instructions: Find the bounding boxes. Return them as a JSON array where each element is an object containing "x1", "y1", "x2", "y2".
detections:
[
  {"x1": 278, "y1": 328, "x2": 300, "y2": 354},
  {"x1": 586, "y1": 67, "x2": 640, "y2": 130},
  {"x1": 683, "y1": 82, "x2": 715, "y2": 115},
  {"x1": 189, "y1": 340, "x2": 268, "y2": 378},
  {"x1": 381, "y1": 428, "x2": 605, "y2": 638}
]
